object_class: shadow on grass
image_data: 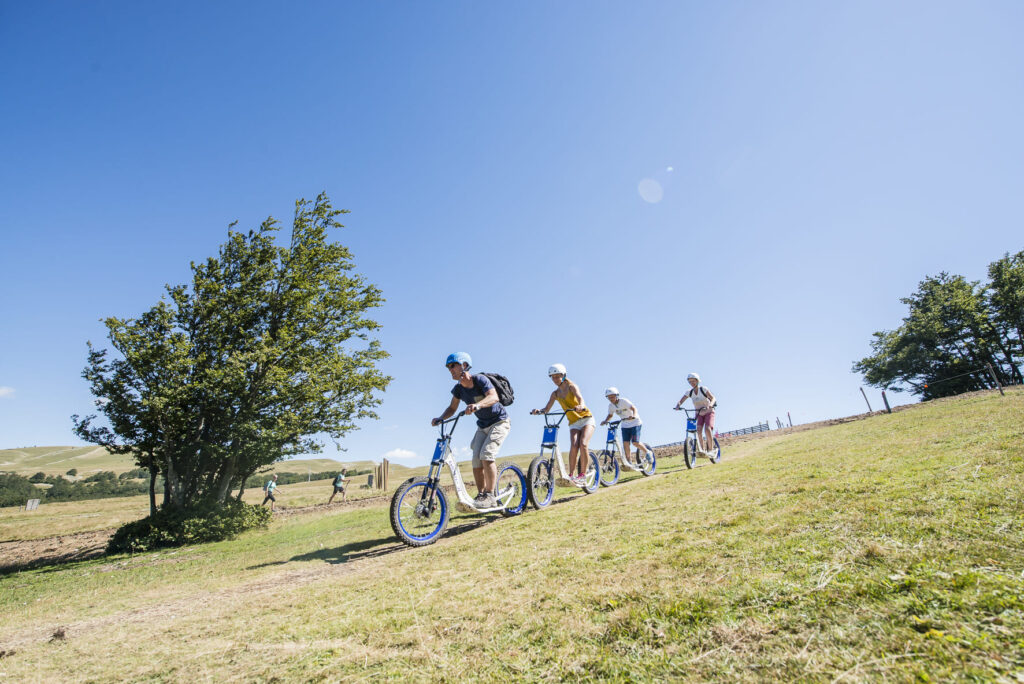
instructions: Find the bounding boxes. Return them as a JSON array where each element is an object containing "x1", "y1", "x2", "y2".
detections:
[{"x1": 246, "y1": 516, "x2": 495, "y2": 570}]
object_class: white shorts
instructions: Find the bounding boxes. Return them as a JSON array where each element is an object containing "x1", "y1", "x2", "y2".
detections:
[{"x1": 569, "y1": 416, "x2": 596, "y2": 431}]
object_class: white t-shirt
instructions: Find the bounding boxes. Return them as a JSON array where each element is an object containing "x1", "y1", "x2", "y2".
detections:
[
  {"x1": 687, "y1": 386, "x2": 713, "y2": 410},
  {"x1": 608, "y1": 397, "x2": 641, "y2": 429}
]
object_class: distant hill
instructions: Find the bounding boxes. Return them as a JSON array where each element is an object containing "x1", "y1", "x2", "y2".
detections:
[{"x1": 0, "y1": 446, "x2": 378, "y2": 477}]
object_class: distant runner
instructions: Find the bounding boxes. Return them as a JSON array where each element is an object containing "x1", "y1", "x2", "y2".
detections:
[
  {"x1": 261, "y1": 474, "x2": 280, "y2": 511},
  {"x1": 432, "y1": 352, "x2": 510, "y2": 509},
  {"x1": 600, "y1": 387, "x2": 654, "y2": 465},
  {"x1": 675, "y1": 373, "x2": 717, "y2": 453},
  {"x1": 327, "y1": 467, "x2": 349, "y2": 504},
  {"x1": 531, "y1": 363, "x2": 595, "y2": 484}
]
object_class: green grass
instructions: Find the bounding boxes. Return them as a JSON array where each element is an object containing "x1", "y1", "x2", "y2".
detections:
[{"x1": 0, "y1": 389, "x2": 1021, "y2": 682}]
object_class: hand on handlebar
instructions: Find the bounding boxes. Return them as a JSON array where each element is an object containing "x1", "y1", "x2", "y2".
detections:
[
  {"x1": 431, "y1": 417, "x2": 442, "y2": 426},
  {"x1": 464, "y1": 404, "x2": 478, "y2": 415}
]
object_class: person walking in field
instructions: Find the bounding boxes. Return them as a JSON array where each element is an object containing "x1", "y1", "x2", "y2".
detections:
[
  {"x1": 675, "y1": 372, "x2": 717, "y2": 454},
  {"x1": 531, "y1": 363, "x2": 595, "y2": 484},
  {"x1": 327, "y1": 467, "x2": 349, "y2": 504},
  {"x1": 600, "y1": 387, "x2": 654, "y2": 466},
  {"x1": 261, "y1": 473, "x2": 280, "y2": 511},
  {"x1": 432, "y1": 352, "x2": 510, "y2": 509}
]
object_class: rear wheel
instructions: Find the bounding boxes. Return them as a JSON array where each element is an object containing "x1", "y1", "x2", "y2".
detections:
[
  {"x1": 497, "y1": 463, "x2": 528, "y2": 516},
  {"x1": 582, "y1": 451, "x2": 600, "y2": 494},
  {"x1": 390, "y1": 478, "x2": 449, "y2": 547},
  {"x1": 598, "y1": 449, "x2": 619, "y2": 487},
  {"x1": 527, "y1": 456, "x2": 554, "y2": 509},
  {"x1": 684, "y1": 436, "x2": 697, "y2": 469},
  {"x1": 640, "y1": 447, "x2": 656, "y2": 476}
]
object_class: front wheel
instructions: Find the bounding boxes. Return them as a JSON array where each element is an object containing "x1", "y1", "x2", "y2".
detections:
[
  {"x1": 598, "y1": 449, "x2": 619, "y2": 487},
  {"x1": 527, "y1": 456, "x2": 555, "y2": 509},
  {"x1": 497, "y1": 463, "x2": 528, "y2": 517},
  {"x1": 582, "y1": 451, "x2": 601, "y2": 494},
  {"x1": 390, "y1": 478, "x2": 449, "y2": 547},
  {"x1": 683, "y1": 436, "x2": 697, "y2": 469},
  {"x1": 709, "y1": 437, "x2": 721, "y2": 464}
]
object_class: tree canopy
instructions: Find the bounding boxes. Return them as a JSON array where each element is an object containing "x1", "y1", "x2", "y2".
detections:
[
  {"x1": 74, "y1": 194, "x2": 390, "y2": 513},
  {"x1": 854, "y1": 251, "x2": 1024, "y2": 398}
]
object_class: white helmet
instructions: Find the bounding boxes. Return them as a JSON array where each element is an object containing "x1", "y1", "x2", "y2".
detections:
[
  {"x1": 548, "y1": 363, "x2": 567, "y2": 377},
  {"x1": 604, "y1": 387, "x2": 619, "y2": 397},
  {"x1": 687, "y1": 372, "x2": 700, "y2": 382}
]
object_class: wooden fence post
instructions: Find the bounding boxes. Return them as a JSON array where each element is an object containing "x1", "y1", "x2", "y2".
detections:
[
  {"x1": 859, "y1": 387, "x2": 873, "y2": 412},
  {"x1": 787, "y1": 412, "x2": 793, "y2": 428},
  {"x1": 987, "y1": 363, "x2": 1005, "y2": 396},
  {"x1": 881, "y1": 390, "x2": 892, "y2": 413}
]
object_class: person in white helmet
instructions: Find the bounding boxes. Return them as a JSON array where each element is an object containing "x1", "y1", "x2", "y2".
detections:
[
  {"x1": 530, "y1": 363, "x2": 595, "y2": 485},
  {"x1": 432, "y1": 352, "x2": 510, "y2": 509},
  {"x1": 600, "y1": 388, "x2": 654, "y2": 466},
  {"x1": 675, "y1": 373, "x2": 717, "y2": 455}
]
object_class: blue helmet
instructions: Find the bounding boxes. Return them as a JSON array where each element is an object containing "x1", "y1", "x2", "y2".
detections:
[{"x1": 445, "y1": 352, "x2": 472, "y2": 368}]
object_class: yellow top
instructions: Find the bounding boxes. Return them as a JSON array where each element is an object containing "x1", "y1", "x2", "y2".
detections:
[{"x1": 556, "y1": 389, "x2": 592, "y2": 425}]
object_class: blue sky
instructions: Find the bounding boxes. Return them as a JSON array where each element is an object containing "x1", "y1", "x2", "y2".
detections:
[{"x1": 2, "y1": 1, "x2": 1022, "y2": 465}]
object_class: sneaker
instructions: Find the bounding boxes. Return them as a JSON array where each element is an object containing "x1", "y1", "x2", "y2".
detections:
[{"x1": 474, "y1": 492, "x2": 497, "y2": 509}]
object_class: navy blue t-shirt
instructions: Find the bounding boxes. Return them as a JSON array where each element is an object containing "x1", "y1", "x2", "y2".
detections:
[{"x1": 451, "y1": 374, "x2": 508, "y2": 428}]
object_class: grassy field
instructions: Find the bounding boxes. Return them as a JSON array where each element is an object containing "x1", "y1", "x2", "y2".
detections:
[
  {"x1": 0, "y1": 452, "x2": 560, "y2": 542},
  {"x1": 0, "y1": 389, "x2": 1021, "y2": 681},
  {"x1": 0, "y1": 445, "x2": 378, "y2": 478}
]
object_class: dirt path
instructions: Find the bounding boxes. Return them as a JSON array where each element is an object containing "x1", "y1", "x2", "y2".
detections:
[{"x1": 0, "y1": 529, "x2": 112, "y2": 573}]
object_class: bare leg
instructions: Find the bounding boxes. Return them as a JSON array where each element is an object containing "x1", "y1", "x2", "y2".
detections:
[
  {"x1": 473, "y1": 466, "x2": 485, "y2": 494},
  {"x1": 328, "y1": 491, "x2": 336, "y2": 504},
  {"x1": 568, "y1": 429, "x2": 581, "y2": 477},
  {"x1": 622, "y1": 438, "x2": 632, "y2": 465},
  {"x1": 578, "y1": 424, "x2": 595, "y2": 477},
  {"x1": 483, "y1": 461, "x2": 497, "y2": 494}
]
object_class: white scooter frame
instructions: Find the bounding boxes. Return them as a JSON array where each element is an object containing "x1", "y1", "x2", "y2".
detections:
[
  {"x1": 603, "y1": 421, "x2": 645, "y2": 473},
  {"x1": 527, "y1": 412, "x2": 600, "y2": 509},
  {"x1": 389, "y1": 415, "x2": 527, "y2": 547}
]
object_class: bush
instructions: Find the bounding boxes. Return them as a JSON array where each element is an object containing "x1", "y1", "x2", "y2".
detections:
[
  {"x1": 107, "y1": 500, "x2": 272, "y2": 553},
  {"x1": 29, "y1": 472, "x2": 46, "y2": 482},
  {"x1": 84, "y1": 471, "x2": 117, "y2": 483},
  {"x1": 0, "y1": 473, "x2": 38, "y2": 507},
  {"x1": 66, "y1": 468, "x2": 78, "y2": 476}
]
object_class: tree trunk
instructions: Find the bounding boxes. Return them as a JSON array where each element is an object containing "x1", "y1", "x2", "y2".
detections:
[{"x1": 148, "y1": 467, "x2": 158, "y2": 517}]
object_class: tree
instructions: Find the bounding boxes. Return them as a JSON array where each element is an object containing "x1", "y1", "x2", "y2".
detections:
[
  {"x1": 987, "y1": 250, "x2": 1024, "y2": 382},
  {"x1": 74, "y1": 193, "x2": 390, "y2": 520},
  {"x1": 66, "y1": 468, "x2": 78, "y2": 476},
  {"x1": 854, "y1": 263, "x2": 1022, "y2": 398}
]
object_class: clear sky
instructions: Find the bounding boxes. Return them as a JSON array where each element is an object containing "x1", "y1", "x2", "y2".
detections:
[{"x1": 2, "y1": 1, "x2": 1022, "y2": 465}]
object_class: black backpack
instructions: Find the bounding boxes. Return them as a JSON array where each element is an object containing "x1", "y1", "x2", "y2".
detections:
[
  {"x1": 482, "y1": 372, "x2": 515, "y2": 406},
  {"x1": 690, "y1": 385, "x2": 719, "y2": 408}
]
